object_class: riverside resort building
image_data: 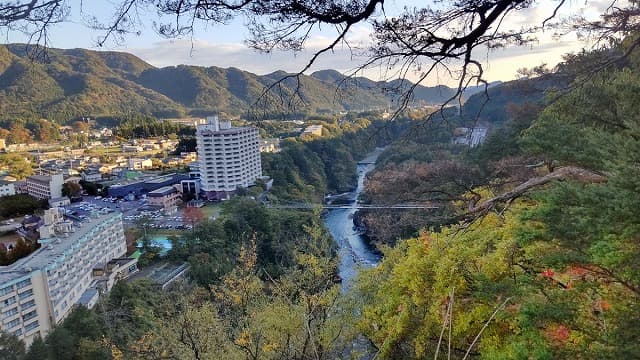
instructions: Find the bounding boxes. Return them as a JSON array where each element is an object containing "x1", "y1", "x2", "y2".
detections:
[
  {"x1": 196, "y1": 115, "x2": 262, "y2": 200},
  {"x1": 0, "y1": 209, "x2": 135, "y2": 345}
]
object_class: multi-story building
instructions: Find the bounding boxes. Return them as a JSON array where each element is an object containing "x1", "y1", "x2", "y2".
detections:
[
  {"x1": 0, "y1": 180, "x2": 16, "y2": 197},
  {"x1": 25, "y1": 174, "x2": 64, "y2": 200},
  {"x1": 147, "y1": 186, "x2": 181, "y2": 211},
  {"x1": 0, "y1": 209, "x2": 130, "y2": 345},
  {"x1": 196, "y1": 116, "x2": 262, "y2": 200}
]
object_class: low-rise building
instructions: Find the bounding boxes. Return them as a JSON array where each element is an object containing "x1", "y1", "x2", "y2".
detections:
[
  {"x1": 0, "y1": 180, "x2": 16, "y2": 197},
  {"x1": 0, "y1": 210, "x2": 129, "y2": 345},
  {"x1": 25, "y1": 174, "x2": 64, "y2": 200},
  {"x1": 122, "y1": 145, "x2": 143, "y2": 153},
  {"x1": 260, "y1": 139, "x2": 281, "y2": 153},
  {"x1": 147, "y1": 186, "x2": 181, "y2": 211},
  {"x1": 301, "y1": 125, "x2": 323, "y2": 137},
  {"x1": 452, "y1": 127, "x2": 488, "y2": 147},
  {"x1": 107, "y1": 173, "x2": 189, "y2": 199},
  {"x1": 48, "y1": 197, "x2": 70, "y2": 208},
  {"x1": 128, "y1": 158, "x2": 153, "y2": 171},
  {"x1": 81, "y1": 171, "x2": 102, "y2": 182}
]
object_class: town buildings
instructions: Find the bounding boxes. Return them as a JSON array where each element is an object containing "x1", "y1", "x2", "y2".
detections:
[
  {"x1": 25, "y1": 174, "x2": 64, "y2": 200},
  {"x1": 196, "y1": 116, "x2": 262, "y2": 200},
  {"x1": 0, "y1": 209, "x2": 132, "y2": 345}
]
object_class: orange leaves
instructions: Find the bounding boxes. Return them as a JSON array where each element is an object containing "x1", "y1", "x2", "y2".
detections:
[
  {"x1": 544, "y1": 324, "x2": 571, "y2": 344},
  {"x1": 418, "y1": 230, "x2": 432, "y2": 249}
]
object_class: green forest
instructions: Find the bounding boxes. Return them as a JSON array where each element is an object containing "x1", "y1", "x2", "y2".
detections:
[{"x1": 2, "y1": 36, "x2": 640, "y2": 360}]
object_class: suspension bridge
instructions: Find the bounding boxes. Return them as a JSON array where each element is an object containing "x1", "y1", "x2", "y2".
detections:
[{"x1": 266, "y1": 203, "x2": 439, "y2": 210}]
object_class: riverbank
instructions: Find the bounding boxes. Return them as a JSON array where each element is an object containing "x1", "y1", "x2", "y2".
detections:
[{"x1": 323, "y1": 147, "x2": 384, "y2": 289}]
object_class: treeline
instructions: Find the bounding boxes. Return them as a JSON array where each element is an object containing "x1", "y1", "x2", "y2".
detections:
[
  {"x1": 0, "y1": 119, "x2": 62, "y2": 144},
  {"x1": 115, "y1": 116, "x2": 195, "y2": 138}
]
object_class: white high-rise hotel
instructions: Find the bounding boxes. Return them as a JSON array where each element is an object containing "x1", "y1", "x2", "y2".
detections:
[{"x1": 196, "y1": 116, "x2": 262, "y2": 200}]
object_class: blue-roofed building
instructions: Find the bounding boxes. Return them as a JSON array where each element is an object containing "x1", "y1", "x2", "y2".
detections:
[{"x1": 107, "y1": 173, "x2": 189, "y2": 199}]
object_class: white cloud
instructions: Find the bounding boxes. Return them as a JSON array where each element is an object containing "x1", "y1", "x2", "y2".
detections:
[{"x1": 123, "y1": 1, "x2": 596, "y2": 87}]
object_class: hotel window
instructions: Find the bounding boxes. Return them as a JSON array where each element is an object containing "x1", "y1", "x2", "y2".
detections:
[
  {"x1": 21, "y1": 299, "x2": 36, "y2": 310},
  {"x1": 3, "y1": 297, "x2": 16, "y2": 306},
  {"x1": 24, "y1": 320, "x2": 39, "y2": 332},
  {"x1": 2, "y1": 307, "x2": 18, "y2": 319},
  {"x1": 16, "y1": 279, "x2": 31, "y2": 289},
  {"x1": 22, "y1": 310, "x2": 37, "y2": 322},
  {"x1": 5, "y1": 318, "x2": 20, "y2": 329},
  {"x1": 18, "y1": 289, "x2": 33, "y2": 300},
  {"x1": 0, "y1": 286, "x2": 12, "y2": 296}
]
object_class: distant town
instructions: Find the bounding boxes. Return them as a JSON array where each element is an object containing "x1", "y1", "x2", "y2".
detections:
[{"x1": 0, "y1": 114, "x2": 285, "y2": 345}]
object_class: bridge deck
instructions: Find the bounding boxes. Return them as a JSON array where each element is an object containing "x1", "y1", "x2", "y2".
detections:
[{"x1": 268, "y1": 204, "x2": 439, "y2": 210}]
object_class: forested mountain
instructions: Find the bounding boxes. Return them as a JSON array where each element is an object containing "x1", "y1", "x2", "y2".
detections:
[
  {"x1": 0, "y1": 44, "x2": 469, "y2": 122},
  {"x1": 460, "y1": 73, "x2": 568, "y2": 124},
  {"x1": 311, "y1": 69, "x2": 502, "y2": 107}
]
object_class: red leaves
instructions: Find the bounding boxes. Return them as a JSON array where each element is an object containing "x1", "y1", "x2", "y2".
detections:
[
  {"x1": 545, "y1": 324, "x2": 571, "y2": 344},
  {"x1": 553, "y1": 325, "x2": 570, "y2": 341},
  {"x1": 540, "y1": 268, "x2": 555, "y2": 279}
]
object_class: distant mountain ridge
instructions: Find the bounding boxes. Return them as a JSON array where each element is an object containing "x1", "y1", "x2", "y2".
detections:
[{"x1": 0, "y1": 44, "x2": 497, "y2": 122}]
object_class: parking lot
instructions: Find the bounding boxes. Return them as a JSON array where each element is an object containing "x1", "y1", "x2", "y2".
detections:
[
  {"x1": 64, "y1": 196, "x2": 211, "y2": 231},
  {"x1": 122, "y1": 211, "x2": 192, "y2": 231}
]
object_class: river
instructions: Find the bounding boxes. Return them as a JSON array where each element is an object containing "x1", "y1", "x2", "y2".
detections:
[{"x1": 323, "y1": 148, "x2": 384, "y2": 290}]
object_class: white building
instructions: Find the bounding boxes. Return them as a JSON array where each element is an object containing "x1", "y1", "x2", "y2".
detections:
[
  {"x1": 452, "y1": 127, "x2": 488, "y2": 147},
  {"x1": 196, "y1": 116, "x2": 262, "y2": 200},
  {"x1": 128, "y1": 158, "x2": 153, "y2": 171},
  {"x1": 0, "y1": 180, "x2": 16, "y2": 197},
  {"x1": 0, "y1": 210, "x2": 129, "y2": 345},
  {"x1": 81, "y1": 171, "x2": 102, "y2": 183},
  {"x1": 25, "y1": 174, "x2": 64, "y2": 200}
]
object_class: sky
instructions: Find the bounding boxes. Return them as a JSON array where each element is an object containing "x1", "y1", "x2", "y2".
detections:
[{"x1": 0, "y1": 0, "x2": 610, "y2": 86}]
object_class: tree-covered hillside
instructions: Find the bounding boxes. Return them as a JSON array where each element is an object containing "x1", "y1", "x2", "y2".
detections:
[
  {"x1": 0, "y1": 44, "x2": 469, "y2": 123},
  {"x1": 352, "y1": 41, "x2": 640, "y2": 359}
]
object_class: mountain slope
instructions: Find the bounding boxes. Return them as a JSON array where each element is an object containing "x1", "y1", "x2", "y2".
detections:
[{"x1": 0, "y1": 44, "x2": 502, "y2": 122}]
